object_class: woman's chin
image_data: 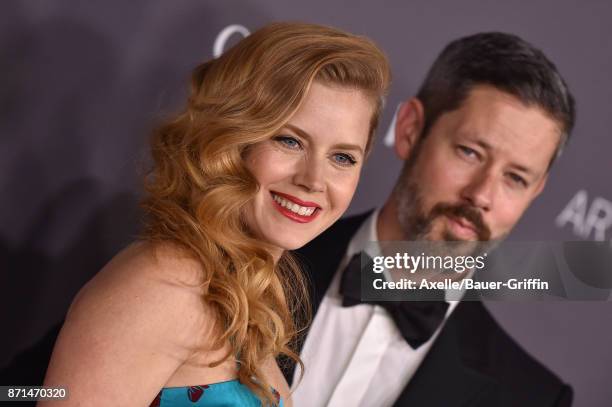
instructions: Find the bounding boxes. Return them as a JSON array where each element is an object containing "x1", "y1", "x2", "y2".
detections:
[
  {"x1": 276, "y1": 241, "x2": 306, "y2": 252},
  {"x1": 265, "y1": 236, "x2": 310, "y2": 253}
]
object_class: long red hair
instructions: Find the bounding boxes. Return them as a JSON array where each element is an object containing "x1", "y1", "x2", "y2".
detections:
[{"x1": 141, "y1": 22, "x2": 390, "y2": 404}]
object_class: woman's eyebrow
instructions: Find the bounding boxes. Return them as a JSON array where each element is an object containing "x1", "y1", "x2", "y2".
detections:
[{"x1": 284, "y1": 123, "x2": 364, "y2": 155}]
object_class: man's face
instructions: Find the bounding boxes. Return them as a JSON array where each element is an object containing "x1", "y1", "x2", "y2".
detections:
[{"x1": 394, "y1": 85, "x2": 560, "y2": 247}]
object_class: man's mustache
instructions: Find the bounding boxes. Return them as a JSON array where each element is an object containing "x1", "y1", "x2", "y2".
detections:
[{"x1": 429, "y1": 202, "x2": 491, "y2": 241}]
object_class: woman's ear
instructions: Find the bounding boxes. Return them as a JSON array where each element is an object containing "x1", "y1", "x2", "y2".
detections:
[{"x1": 394, "y1": 98, "x2": 425, "y2": 160}]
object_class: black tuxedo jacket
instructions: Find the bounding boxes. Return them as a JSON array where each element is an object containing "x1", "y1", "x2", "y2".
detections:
[{"x1": 286, "y1": 211, "x2": 572, "y2": 407}]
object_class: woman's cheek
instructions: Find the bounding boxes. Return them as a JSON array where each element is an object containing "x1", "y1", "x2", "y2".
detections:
[
  {"x1": 330, "y1": 171, "x2": 361, "y2": 212},
  {"x1": 261, "y1": 149, "x2": 299, "y2": 181}
]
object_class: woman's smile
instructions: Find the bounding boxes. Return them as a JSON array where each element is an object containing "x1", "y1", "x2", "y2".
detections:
[{"x1": 270, "y1": 191, "x2": 322, "y2": 223}]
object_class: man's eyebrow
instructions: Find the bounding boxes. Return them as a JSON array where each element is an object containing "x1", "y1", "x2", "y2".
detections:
[
  {"x1": 284, "y1": 123, "x2": 365, "y2": 155},
  {"x1": 509, "y1": 163, "x2": 535, "y2": 176},
  {"x1": 472, "y1": 138, "x2": 493, "y2": 151}
]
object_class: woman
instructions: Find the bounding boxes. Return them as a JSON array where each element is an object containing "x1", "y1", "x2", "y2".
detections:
[{"x1": 41, "y1": 22, "x2": 390, "y2": 406}]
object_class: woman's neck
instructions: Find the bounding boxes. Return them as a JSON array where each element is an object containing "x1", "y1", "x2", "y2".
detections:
[{"x1": 270, "y1": 247, "x2": 284, "y2": 263}]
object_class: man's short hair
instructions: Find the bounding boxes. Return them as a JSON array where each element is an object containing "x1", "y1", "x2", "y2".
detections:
[{"x1": 416, "y1": 32, "x2": 576, "y2": 166}]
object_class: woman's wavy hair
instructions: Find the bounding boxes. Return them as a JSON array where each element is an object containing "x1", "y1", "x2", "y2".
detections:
[{"x1": 141, "y1": 22, "x2": 390, "y2": 404}]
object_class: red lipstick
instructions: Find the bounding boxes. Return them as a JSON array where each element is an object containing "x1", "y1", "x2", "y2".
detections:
[
  {"x1": 270, "y1": 191, "x2": 321, "y2": 223},
  {"x1": 272, "y1": 191, "x2": 321, "y2": 208}
]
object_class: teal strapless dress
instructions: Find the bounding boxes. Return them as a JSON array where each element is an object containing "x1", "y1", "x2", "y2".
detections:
[{"x1": 149, "y1": 379, "x2": 283, "y2": 406}]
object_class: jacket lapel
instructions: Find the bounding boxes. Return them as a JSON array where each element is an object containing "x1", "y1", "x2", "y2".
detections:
[{"x1": 393, "y1": 301, "x2": 499, "y2": 406}]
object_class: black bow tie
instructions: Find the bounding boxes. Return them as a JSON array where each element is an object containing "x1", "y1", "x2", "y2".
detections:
[{"x1": 339, "y1": 252, "x2": 450, "y2": 349}]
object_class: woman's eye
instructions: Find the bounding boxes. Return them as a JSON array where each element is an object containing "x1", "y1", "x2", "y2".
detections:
[
  {"x1": 273, "y1": 135, "x2": 302, "y2": 150},
  {"x1": 333, "y1": 153, "x2": 357, "y2": 166}
]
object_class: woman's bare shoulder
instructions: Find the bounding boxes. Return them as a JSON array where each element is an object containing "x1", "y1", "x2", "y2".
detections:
[
  {"x1": 93, "y1": 240, "x2": 205, "y2": 289},
  {"x1": 41, "y1": 241, "x2": 217, "y2": 406},
  {"x1": 71, "y1": 242, "x2": 205, "y2": 326},
  {"x1": 70, "y1": 240, "x2": 218, "y2": 350}
]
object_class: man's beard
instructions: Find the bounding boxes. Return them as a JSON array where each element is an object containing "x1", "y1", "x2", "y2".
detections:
[{"x1": 394, "y1": 150, "x2": 502, "y2": 258}]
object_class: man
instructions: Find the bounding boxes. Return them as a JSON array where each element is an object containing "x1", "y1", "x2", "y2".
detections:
[{"x1": 287, "y1": 32, "x2": 575, "y2": 406}]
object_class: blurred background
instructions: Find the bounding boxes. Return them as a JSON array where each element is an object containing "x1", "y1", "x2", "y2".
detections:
[{"x1": 1, "y1": 1, "x2": 610, "y2": 405}]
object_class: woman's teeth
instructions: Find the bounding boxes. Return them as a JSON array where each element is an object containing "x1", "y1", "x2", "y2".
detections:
[{"x1": 272, "y1": 193, "x2": 316, "y2": 216}]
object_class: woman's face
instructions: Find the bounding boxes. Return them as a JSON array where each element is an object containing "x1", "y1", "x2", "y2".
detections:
[{"x1": 244, "y1": 82, "x2": 374, "y2": 254}]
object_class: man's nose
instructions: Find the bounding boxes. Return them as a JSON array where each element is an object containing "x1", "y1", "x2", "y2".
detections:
[
  {"x1": 460, "y1": 169, "x2": 495, "y2": 211},
  {"x1": 293, "y1": 156, "x2": 326, "y2": 193}
]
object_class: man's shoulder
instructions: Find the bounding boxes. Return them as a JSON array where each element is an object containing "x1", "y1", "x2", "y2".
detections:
[{"x1": 453, "y1": 302, "x2": 572, "y2": 406}]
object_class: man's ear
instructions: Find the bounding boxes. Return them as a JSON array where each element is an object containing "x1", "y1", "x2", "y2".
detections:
[{"x1": 394, "y1": 98, "x2": 425, "y2": 160}]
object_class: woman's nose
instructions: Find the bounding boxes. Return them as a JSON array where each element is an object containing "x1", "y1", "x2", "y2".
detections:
[{"x1": 293, "y1": 156, "x2": 326, "y2": 193}]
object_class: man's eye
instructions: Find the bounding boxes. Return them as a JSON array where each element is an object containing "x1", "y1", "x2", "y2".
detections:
[
  {"x1": 458, "y1": 145, "x2": 479, "y2": 159},
  {"x1": 274, "y1": 135, "x2": 302, "y2": 150},
  {"x1": 332, "y1": 153, "x2": 357, "y2": 166},
  {"x1": 508, "y1": 173, "x2": 528, "y2": 187}
]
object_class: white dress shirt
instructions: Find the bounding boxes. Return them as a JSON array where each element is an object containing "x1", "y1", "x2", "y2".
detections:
[{"x1": 292, "y1": 210, "x2": 461, "y2": 407}]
